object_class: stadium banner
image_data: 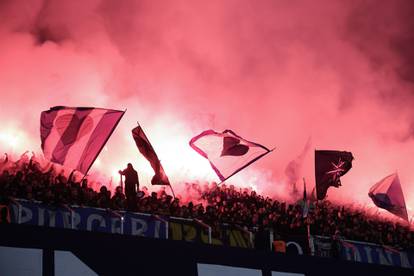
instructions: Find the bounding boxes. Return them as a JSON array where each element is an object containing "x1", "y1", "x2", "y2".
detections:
[
  {"x1": 72, "y1": 206, "x2": 122, "y2": 234},
  {"x1": 122, "y1": 212, "x2": 167, "y2": 239},
  {"x1": 311, "y1": 236, "x2": 333, "y2": 258},
  {"x1": 220, "y1": 224, "x2": 254, "y2": 249},
  {"x1": 8, "y1": 200, "x2": 166, "y2": 239},
  {"x1": 168, "y1": 217, "x2": 220, "y2": 245},
  {"x1": 273, "y1": 235, "x2": 310, "y2": 255},
  {"x1": 9, "y1": 199, "x2": 72, "y2": 228},
  {"x1": 168, "y1": 218, "x2": 253, "y2": 248},
  {"x1": 311, "y1": 235, "x2": 414, "y2": 268},
  {"x1": 339, "y1": 239, "x2": 414, "y2": 268}
]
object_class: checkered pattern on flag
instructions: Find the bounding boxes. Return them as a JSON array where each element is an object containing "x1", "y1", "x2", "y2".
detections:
[
  {"x1": 40, "y1": 106, "x2": 125, "y2": 174},
  {"x1": 189, "y1": 129, "x2": 272, "y2": 182},
  {"x1": 369, "y1": 173, "x2": 408, "y2": 221}
]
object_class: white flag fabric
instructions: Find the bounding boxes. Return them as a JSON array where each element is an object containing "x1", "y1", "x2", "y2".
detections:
[
  {"x1": 189, "y1": 129, "x2": 272, "y2": 182},
  {"x1": 368, "y1": 173, "x2": 408, "y2": 221},
  {"x1": 40, "y1": 106, "x2": 124, "y2": 174}
]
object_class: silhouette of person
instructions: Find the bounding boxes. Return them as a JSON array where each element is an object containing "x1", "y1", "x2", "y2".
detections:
[{"x1": 118, "y1": 163, "x2": 139, "y2": 205}]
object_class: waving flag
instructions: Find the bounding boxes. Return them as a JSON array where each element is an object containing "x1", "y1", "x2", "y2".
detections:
[
  {"x1": 40, "y1": 106, "x2": 125, "y2": 174},
  {"x1": 368, "y1": 173, "x2": 408, "y2": 221},
  {"x1": 132, "y1": 125, "x2": 170, "y2": 185},
  {"x1": 315, "y1": 150, "x2": 353, "y2": 200},
  {"x1": 189, "y1": 129, "x2": 272, "y2": 182}
]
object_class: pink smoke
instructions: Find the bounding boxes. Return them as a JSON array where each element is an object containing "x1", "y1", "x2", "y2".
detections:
[{"x1": 1, "y1": 0, "x2": 414, "y2": 220}]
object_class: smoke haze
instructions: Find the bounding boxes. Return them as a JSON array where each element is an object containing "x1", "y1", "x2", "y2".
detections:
[{"x1": 1, "y1": 0, "x2": 414, "y2": 217}]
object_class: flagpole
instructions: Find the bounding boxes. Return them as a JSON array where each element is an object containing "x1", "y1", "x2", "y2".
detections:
[
  {"x1": 217, "y1": 147, "x2": 275, "y2": 185},
  {"x1": 119, "y1": 174, "x2": 124, "y2": 192},
  {"x1": 303, "y1": 177, "x2": 312, "y2": 255},
  {"x1": 307, "y1": 223, "x2": 312, "y2": 255},
  {"x1": 83, "y1": 109, "x2": 126, "y2": 177},
  {"x1": 169, "y1": 184, "x2": 176, "y2": 199},
  {"x1": 80, "y1": 174, "x2": 88, "y2": 183}
]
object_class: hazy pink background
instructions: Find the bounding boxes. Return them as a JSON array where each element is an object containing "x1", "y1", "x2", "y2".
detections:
[{"x1": 1, "y1": 0, "x2": 414, "y2": 218}]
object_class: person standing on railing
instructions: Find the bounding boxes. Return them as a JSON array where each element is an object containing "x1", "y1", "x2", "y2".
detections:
[{"x1": 119, "y1": 163, "x2": 139, "y2": 210}]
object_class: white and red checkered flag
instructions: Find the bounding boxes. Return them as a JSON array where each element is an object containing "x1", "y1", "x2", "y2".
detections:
[
  {"x1": 189, "y1": 129, "x2": 273, "y2": 182},
  {"x1": 40, "y1": 106, "x2": 125, "y2": 175}
]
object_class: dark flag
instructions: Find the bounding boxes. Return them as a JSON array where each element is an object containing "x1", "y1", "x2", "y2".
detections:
[
  {"x1": 315, "y1": 150, "x2": 353, "y2": 200},
  {"x1": 132, "y1": 125, "x2": 170, "y2": 185},
  {"x1": 369, "y1": 173, "x2": 408, "y2": 221},
  {"x1": 40, "y1": 106, "x2": 125, "y2": 174},
  {"x1": 302, "y1": 178, "x2": 309, "y2": 218},
  {"x1": 189, "y1": 129, "x2": 272, "y2": 182}
]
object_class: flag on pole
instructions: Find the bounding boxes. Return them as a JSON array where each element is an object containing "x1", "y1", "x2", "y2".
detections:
[
  {"x1": 40, "y1": 106, "x2": 125, "y2": 174},
  {"x1": 302, "y1": 178, "x2": 309, "y2": 218},
  {"x1": 285, "y1": 137, "x2": 312, "y2": 186},
  {"x1": 309, "y1": 186, "x2": 317, "y2": 202},
  {"x1": 368, "y1": 173, "x2": 408, "y2": 221},
  {"x1": 132, "y1": 125, "x2": 170, "y2": 185},
  {"x1": 315, "y1": 150, "x2": 353, "y2": 200},
  {"x1": 189, "y1": 129, "x2": 272, "y2": 182}
]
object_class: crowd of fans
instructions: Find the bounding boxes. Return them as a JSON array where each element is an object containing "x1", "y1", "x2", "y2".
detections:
[{"x1": 0, "y1": 153, "x2": 413, "y2": 251}]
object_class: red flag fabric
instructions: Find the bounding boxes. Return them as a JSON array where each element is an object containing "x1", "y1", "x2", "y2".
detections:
[
  {"x1": 189, "y1": 129, "x2": 272, "y2": 182},
  {"x1": 368, "y1": 173, "x2": 408, "y2": 221},
  {"x1": 40, "y1": 106, "x2": 124, "y2": 174},
  {"x1": 132, "y1": 125, "x2": 170, "y2": 185},
  {"x1": 315, "y1": 150, "x2": 354, "y2": 200}
]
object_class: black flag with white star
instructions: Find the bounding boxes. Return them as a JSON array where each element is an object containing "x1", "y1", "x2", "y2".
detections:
[{"x1": 315, "y1": 150, "x2": 354, "y2": 200}]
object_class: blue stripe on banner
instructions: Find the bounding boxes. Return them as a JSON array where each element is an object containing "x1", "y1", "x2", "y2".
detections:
[
  {"x1": 51, "y1": 108, "x2": 93, "y2": 165},
  {"x1": 8, "y1": 200, "x2": 167, "y2": 238}
]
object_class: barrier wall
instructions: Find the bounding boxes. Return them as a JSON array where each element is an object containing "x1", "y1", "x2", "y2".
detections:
[
  {"x1": 0, "y1": 223, "x2": 413, "y2": 276},
  {"x1": 8, "y1": 199, "x2": 253, "y2": 248},
  {"x1": 5, "y1": 199, "x2": 414, "y2": 269}
]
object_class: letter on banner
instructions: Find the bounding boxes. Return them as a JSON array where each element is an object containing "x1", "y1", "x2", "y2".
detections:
[
  {"x1": 47, "y1": 210, "x2": 56, "y2": 227},
  {"x1": 61, "y1": 211, "x2": 72, "y2": 229},
  {"x1": 131, "y1": 218, "x2": 148, "y2": 236},
  {"x1": 286, "y1": 242, "x2": 304, "y2": 255},
  {"x1": 87, "y1": 214, "x2": 106, "y2": 231},
  {"x1": 183, "y1": 224, "x2": 197, "y2": 242},
  {"x1": 20, "y1": 206, "x2": 33, "y2": 224},
  {"x1": 363, "y1": 246, "x2": 373, "y2": 263},
  {"x1": 111, "y1": 218, "x2": 122, "y2": 234},
  {"x1": 169, "y1": 222, "x2": 182, "y2": 240},
  {"x1": 399, "y1": 252, "x2": 413, "y2": 268},
  {"x1": 153, "y1": 220, "x2": 161, "y2": 238},
  {"x1": 376, "y1": 248, "x2": 392, "y2": 266}
]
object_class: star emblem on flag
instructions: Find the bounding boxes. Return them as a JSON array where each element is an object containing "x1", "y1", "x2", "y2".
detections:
[
  {"x1": 325, "y1": 158, "x2": 345, "y2": 186},
  {"x1": 315, "y1": 150, "x2": 353, "y2": 200}
]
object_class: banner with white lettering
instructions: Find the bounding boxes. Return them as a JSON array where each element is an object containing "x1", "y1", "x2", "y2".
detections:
[
  {"x1": 9, "y1": 200, "x2": 166, "y2": 239},
  {"x1": 312, "y1": 235, "x2": 414, "y2": 268},
  {"x1": 122, "y1": 212, "x2": 167, "y2": 238},
  {"x1": 339, "y1": 239, "x2": 414, "y2": 268}
]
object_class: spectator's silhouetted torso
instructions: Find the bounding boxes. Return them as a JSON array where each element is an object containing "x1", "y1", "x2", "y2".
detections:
[{"x1": 121, "y1": 167, "x2": 139, "y2": 198}]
